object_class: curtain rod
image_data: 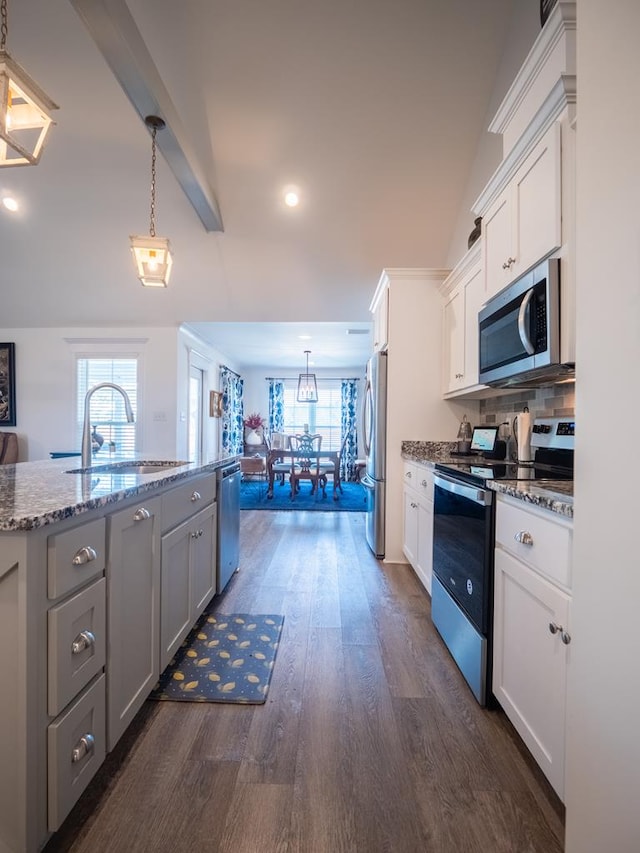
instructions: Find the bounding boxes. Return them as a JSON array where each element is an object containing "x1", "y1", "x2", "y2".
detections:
[
  {"x1": 221, "y1": 364, "x2": 241, "y2": 378},
  {"x1": 265, "y1": 376, "x2": 360, "y2": 382}
]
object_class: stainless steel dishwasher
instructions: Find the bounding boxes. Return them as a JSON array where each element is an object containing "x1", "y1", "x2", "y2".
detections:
[{"x1": 216, "y1": 461, "x2": 241, "y2": 593}]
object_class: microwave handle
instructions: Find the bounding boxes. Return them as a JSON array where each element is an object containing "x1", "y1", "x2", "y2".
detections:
[{"x1": 517, "y1": 288, "x2": 535, "y2": 355}]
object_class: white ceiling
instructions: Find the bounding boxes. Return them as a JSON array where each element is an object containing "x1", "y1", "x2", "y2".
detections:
[{"x1": 1, "y1": 0, "x2": 516, "y2": 369}]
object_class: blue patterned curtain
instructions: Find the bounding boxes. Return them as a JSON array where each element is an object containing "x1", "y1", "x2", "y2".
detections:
[
  {"x1": 221, "y1": 367, "x2": 244, "y2": 456},
  {"x1": 268, "y1": 380, "x2": 285, "y2": 434},
  {"x1": 341, "y1": 380, "x2": 358, "y2": 481}
]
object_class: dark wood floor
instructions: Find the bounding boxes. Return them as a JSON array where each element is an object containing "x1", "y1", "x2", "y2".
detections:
[{"x1": 46, "y1": 510, "x2": 564, "y2": 853}]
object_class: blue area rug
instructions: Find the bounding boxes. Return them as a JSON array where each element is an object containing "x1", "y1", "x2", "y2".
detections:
[
  {"x1": 149, "y1": 611, "x2": 284, "y2": 704},
  {"x1": 240, "y1": 479, "x2": 366, "y2": 511}
]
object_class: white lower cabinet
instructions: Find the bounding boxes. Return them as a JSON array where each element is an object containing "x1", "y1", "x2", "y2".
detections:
[
  {"x1": 493, "y1": 495, "x2": 572, "y2": 800},
  {"x1": 106, "y1": 497, "x2": 161, "y2": 750},
  {"x1": 402, "y1": 462, "x2": 434, "y2": 594}
]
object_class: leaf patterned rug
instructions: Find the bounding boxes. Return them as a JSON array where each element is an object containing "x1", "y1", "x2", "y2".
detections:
[{"x1": 149, "y1": 611, "x2": 284, "y2": 704}]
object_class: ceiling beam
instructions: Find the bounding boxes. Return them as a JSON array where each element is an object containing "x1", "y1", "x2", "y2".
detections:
[{"x1": 69, "y1": 0, "x2": 223, "y2": 232}]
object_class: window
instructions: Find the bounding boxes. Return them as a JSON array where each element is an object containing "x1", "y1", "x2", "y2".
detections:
[
  {"x1": 282, "y1": 381, "x2": 342, "y2": 450},
  {"x1": 76, "y1": 358, "x2": 138, "y2": 455}
]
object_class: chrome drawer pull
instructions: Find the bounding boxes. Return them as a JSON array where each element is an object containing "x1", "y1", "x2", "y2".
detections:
[
  {"x1": 71, "y1": 733, "x2": 95, "y2": 764},
  {"x1": 72, "y1": 546, "x2": 97, "y2": 566},
  {"x1": 133, "y1": 507, "x2": 151, "y2": 522},
  {"x1": 191, "y1": 490, "x2": 202, "y2": 502},
  {"x1": 514, "y1": 531, "x2": 534, "y2": 546},
  {"x1": 71, "y1": 630, "x2": 95, "y2": 655}
]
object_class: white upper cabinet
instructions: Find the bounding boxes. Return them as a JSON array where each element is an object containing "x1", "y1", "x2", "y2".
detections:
[
  {"x1": 482, "y1": 123, "x2": 562, "y2": 301},
  {"x1": 440, "y1": 242, "x2": 486, "y2": 397},
  {"x1": 370, "y1": 275, "x2": 389, "y2": 352}
]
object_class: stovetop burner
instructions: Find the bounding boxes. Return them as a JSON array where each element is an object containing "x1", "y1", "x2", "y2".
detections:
[{"x1": 434, "y1": 458, "x2": 572, "y2": 487}]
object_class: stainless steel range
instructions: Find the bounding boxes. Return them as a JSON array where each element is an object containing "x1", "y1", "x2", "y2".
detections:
[{"x1": 430, "y1": 417, "x2": 575, "y2": 705}]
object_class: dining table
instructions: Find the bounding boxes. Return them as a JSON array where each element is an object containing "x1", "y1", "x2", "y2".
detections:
[{"x1": 266, "y1": 448, "x2": 341, "y2": 499}]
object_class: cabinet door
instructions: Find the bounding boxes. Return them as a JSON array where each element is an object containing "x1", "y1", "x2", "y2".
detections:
[
  {"x1": 402, "y1": 488, "x2": 419, "y2": 568},
  {"x1": 493, "y1": 547, "x2": 571, "y2": 800},
  {"x1": 372, "y1": 285, "x2": 389, "y2": 351},
  {"x1": 462, "y1": 261, "x2": 484, "y2": 389},
  {"x1": 512, "y1": 123, "x2": 561, "y2": 280},
  {"x1": 160, "y1": 519, "x2": 192, "y2": 670},
  {"x1": 190, "y1": 503, "x2": 217, "y2": 618},
  {"x1": 107, "y1": 498, "x2": 160, "y2": 750},
  {"x1": 442, "y1": 286, "x2": 465, "y2": 393},
  {"x1": 482, "y1": 190, "x2": 512, "y2": 300}
]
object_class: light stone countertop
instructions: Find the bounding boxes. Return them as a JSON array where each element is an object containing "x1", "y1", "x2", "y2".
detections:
[
  {"x1": 0, "y1": 455, "x2": 237, "y2": 532},
  {"x1": 401, "y1": 441, "x2": 573, "y2": 519}
]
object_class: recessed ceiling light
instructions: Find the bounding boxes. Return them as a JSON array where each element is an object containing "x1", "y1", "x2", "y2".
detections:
[
  {"x1": 298, "y1": 334, "x2": 311, "y2": 340},
  {"x1": 2, "y1": 196, "x2": 18, "y2": 212},
  {"x1": 284, "y1": 191, "x2": 299, "y2": 207}
]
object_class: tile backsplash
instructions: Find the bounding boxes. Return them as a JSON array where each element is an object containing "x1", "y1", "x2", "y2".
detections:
[{"x1": 479, "y1": 384, "x2": 575, "y2": 428}]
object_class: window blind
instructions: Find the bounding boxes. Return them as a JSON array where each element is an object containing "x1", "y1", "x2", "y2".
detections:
[
  {"x1": 76, "y1": 358, "x2": 138, "y2": 455},
  {"x1": 282, "y1": 382, "x2": 342, "y2": 450}
]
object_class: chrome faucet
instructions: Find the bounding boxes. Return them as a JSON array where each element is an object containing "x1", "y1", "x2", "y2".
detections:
[{"x1": 81, "y1": 383, "x2": 135, "y2": 469}]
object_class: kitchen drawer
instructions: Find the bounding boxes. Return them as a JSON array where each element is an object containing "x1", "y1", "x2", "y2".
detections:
[
  {"x1": 48, "y1": 673, "x2": 106, "y2": 831},
  {"x1": 48, "y1": 578, "x2": 106, "y2": 717},
  {"x1": 403, "y1": 462, "x2": 434, "y2": 502},
  {"x1": 161, "y1": 474, "x2": 216, "y2": 532},
  {"x1": 48, "y1": 517, "x2": 106, "y2": 601},
  {"x1": 495, "y1": 496, "x2": 573, "y2": 589}
]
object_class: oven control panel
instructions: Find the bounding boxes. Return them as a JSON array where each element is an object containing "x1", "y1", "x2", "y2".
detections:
[{"x1": 531, "y1": 417, "x2": 575, "y2": 450}]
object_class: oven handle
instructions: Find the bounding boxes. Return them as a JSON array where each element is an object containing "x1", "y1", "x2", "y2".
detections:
[{"x1": 434, "y1": 473, "x2": 493, "y2": 506}]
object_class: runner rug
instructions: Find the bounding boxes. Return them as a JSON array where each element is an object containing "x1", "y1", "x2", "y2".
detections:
[{"x1": 149, "y1": 610, "x2": 284, "y2": 704}]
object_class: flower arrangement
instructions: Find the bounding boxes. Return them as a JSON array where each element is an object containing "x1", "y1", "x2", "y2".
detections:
[{"x1": 243, "y1": 412, "x2": 265, "y2": 429}]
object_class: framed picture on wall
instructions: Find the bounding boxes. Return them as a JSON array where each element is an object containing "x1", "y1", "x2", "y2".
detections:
[
  {"x1": 209, "y1": 390, "x2": 223, "y2": 418},
  {"x1": 0, "y1": 342, "x2": 16, "y2": 427}
]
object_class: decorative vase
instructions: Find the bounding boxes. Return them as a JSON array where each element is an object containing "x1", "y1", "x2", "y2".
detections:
[
  {"x1": 467, "y1": 216, "x2": 482, "y2": 249},
  {"x1": 245, "y1": 428, "x2": 262, "y2": 446}
]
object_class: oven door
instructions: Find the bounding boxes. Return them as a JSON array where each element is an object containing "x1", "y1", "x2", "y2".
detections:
[{"x1": 432, "y1": 473, "x2": 494, "y2": 635}]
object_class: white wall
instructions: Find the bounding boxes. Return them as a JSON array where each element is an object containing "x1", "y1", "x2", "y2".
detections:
[
  {"x1": 445, "y1": 1, "x2": 540, "y2": 266},
  {"x1": 0, "y1": 327, "x2": 179, "y2": 461},
  {"x1": 565, "y1": 3, "x2": 640, "y2": 850}
]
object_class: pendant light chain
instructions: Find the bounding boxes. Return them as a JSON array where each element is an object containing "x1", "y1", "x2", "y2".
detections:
[
  {"x1": 149, "y1": 124, "x2": 157, "y2": 237},
  {"x1": 1, "y1": 0, "x2": 8, "y2": 52}
]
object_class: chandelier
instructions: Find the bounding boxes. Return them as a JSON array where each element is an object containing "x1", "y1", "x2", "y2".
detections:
[{"x1": 296, "y1": 350, "x2": 318, "y2": 403}]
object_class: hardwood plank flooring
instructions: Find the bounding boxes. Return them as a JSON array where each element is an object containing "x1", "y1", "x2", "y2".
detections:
[{"x1": 45, "y1": 509, "x2": 564, "y2": 853}]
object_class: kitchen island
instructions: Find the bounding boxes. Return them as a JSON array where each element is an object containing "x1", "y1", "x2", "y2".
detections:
[{"x1": 0, "y1": 455, "x2": 236, "y2": 853}]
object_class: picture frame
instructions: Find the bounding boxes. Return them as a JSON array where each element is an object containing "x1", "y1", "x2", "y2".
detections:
[
  {"x1": 0, "y1": 342, "x2": 16, "y2": 427},
  {"x1": 209, "y1": 389, "x2": 222, "y2": 418}
]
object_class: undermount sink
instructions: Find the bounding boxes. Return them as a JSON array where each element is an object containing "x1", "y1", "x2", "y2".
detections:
[{"x1": 65, "y1": 460, "x2": 189, "y2": 475}]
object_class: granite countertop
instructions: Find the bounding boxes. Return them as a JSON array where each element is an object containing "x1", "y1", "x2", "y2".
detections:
[
  {"x1": 401, "y1": 440, "x2": 573, "y2": 519},
  {"x1": 0, "y1": 455, "x2": 238, "y2": 532}
]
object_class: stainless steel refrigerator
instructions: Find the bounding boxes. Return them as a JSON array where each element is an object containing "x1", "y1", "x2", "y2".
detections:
[{"x1": 361, "y1": 350, "x2": 387, "y2": 558}]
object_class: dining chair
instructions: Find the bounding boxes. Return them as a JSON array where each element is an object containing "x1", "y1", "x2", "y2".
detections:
[
  {"x1": 318, "y1": 429, "x2": 351, "y2": 500},
  {"x1": 289, "y1": 433, "x2": 325, "y2": 498},
  {"x1": 269, "y1": 432, "x2": 291, "y2": 488}
]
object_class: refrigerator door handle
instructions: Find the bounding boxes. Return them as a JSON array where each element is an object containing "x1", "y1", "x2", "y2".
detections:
[{"x1": 362, "y1": 378, "x2": 373, "y2": 458}]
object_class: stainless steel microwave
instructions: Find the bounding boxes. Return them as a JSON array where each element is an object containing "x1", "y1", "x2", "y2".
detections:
[{"x1": 478, "y1": 258, "x2": 574, "y2": 388}]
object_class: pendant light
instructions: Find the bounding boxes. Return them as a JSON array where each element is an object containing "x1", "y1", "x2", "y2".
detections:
[
  {"x1": 130, "y1": 115, "x2": 173, "y2": 287},
  {"x1": 296, "y1": 350, "x2": 318, "y2": 403},
  {"x1": 0, "y1": 0, "x2": 58, "y2": 166}
]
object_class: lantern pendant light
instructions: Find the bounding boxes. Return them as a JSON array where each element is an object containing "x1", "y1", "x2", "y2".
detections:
[
  {"x1": 296, "y1": 350, "x2": 318, "y2": 403},
  {"x1": 130, "y1": 115, "x2": 173, "y2": 287},
  {"x1": 0, "y1": 0, "x2": 58, "y2": 167}
]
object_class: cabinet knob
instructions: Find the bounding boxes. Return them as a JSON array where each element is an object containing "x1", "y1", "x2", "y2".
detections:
[
  {"x1": 71, "y1": 545, "x2": 97, "y2": 566},
  {"x1": 455, "y1": 372, "x2": 464, "y2": 379},
  {"x1": 514, "y1": 530, "x2": 534, "y2": 546},
  {"x1": 405, "y1": 471, "x2": 412, "y2": 478},
  {"x1": 71, "y1": 630, "x2": 96, "y2": 655},
  {"x1": 549, "y1": 622, "x2": 571, "y2": 644},
  {"x1": 133, "y1": 507, "x2": 151, "y2": 522},
  {"x1": 71, "y1": 733, "x2": 95, "y2": 764},
  {"x1": 191, "y1": 491, "x2": 202, "y2": 502},
  {"x1": 421, "y1": 480, "x2": 428, "y2": 487},
  {"x1": 191, "y1": 529, "x2": 204, "y2": 539},
  {"x1": 410, "y1": 502, "x2": 418, "y2": 509}
]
